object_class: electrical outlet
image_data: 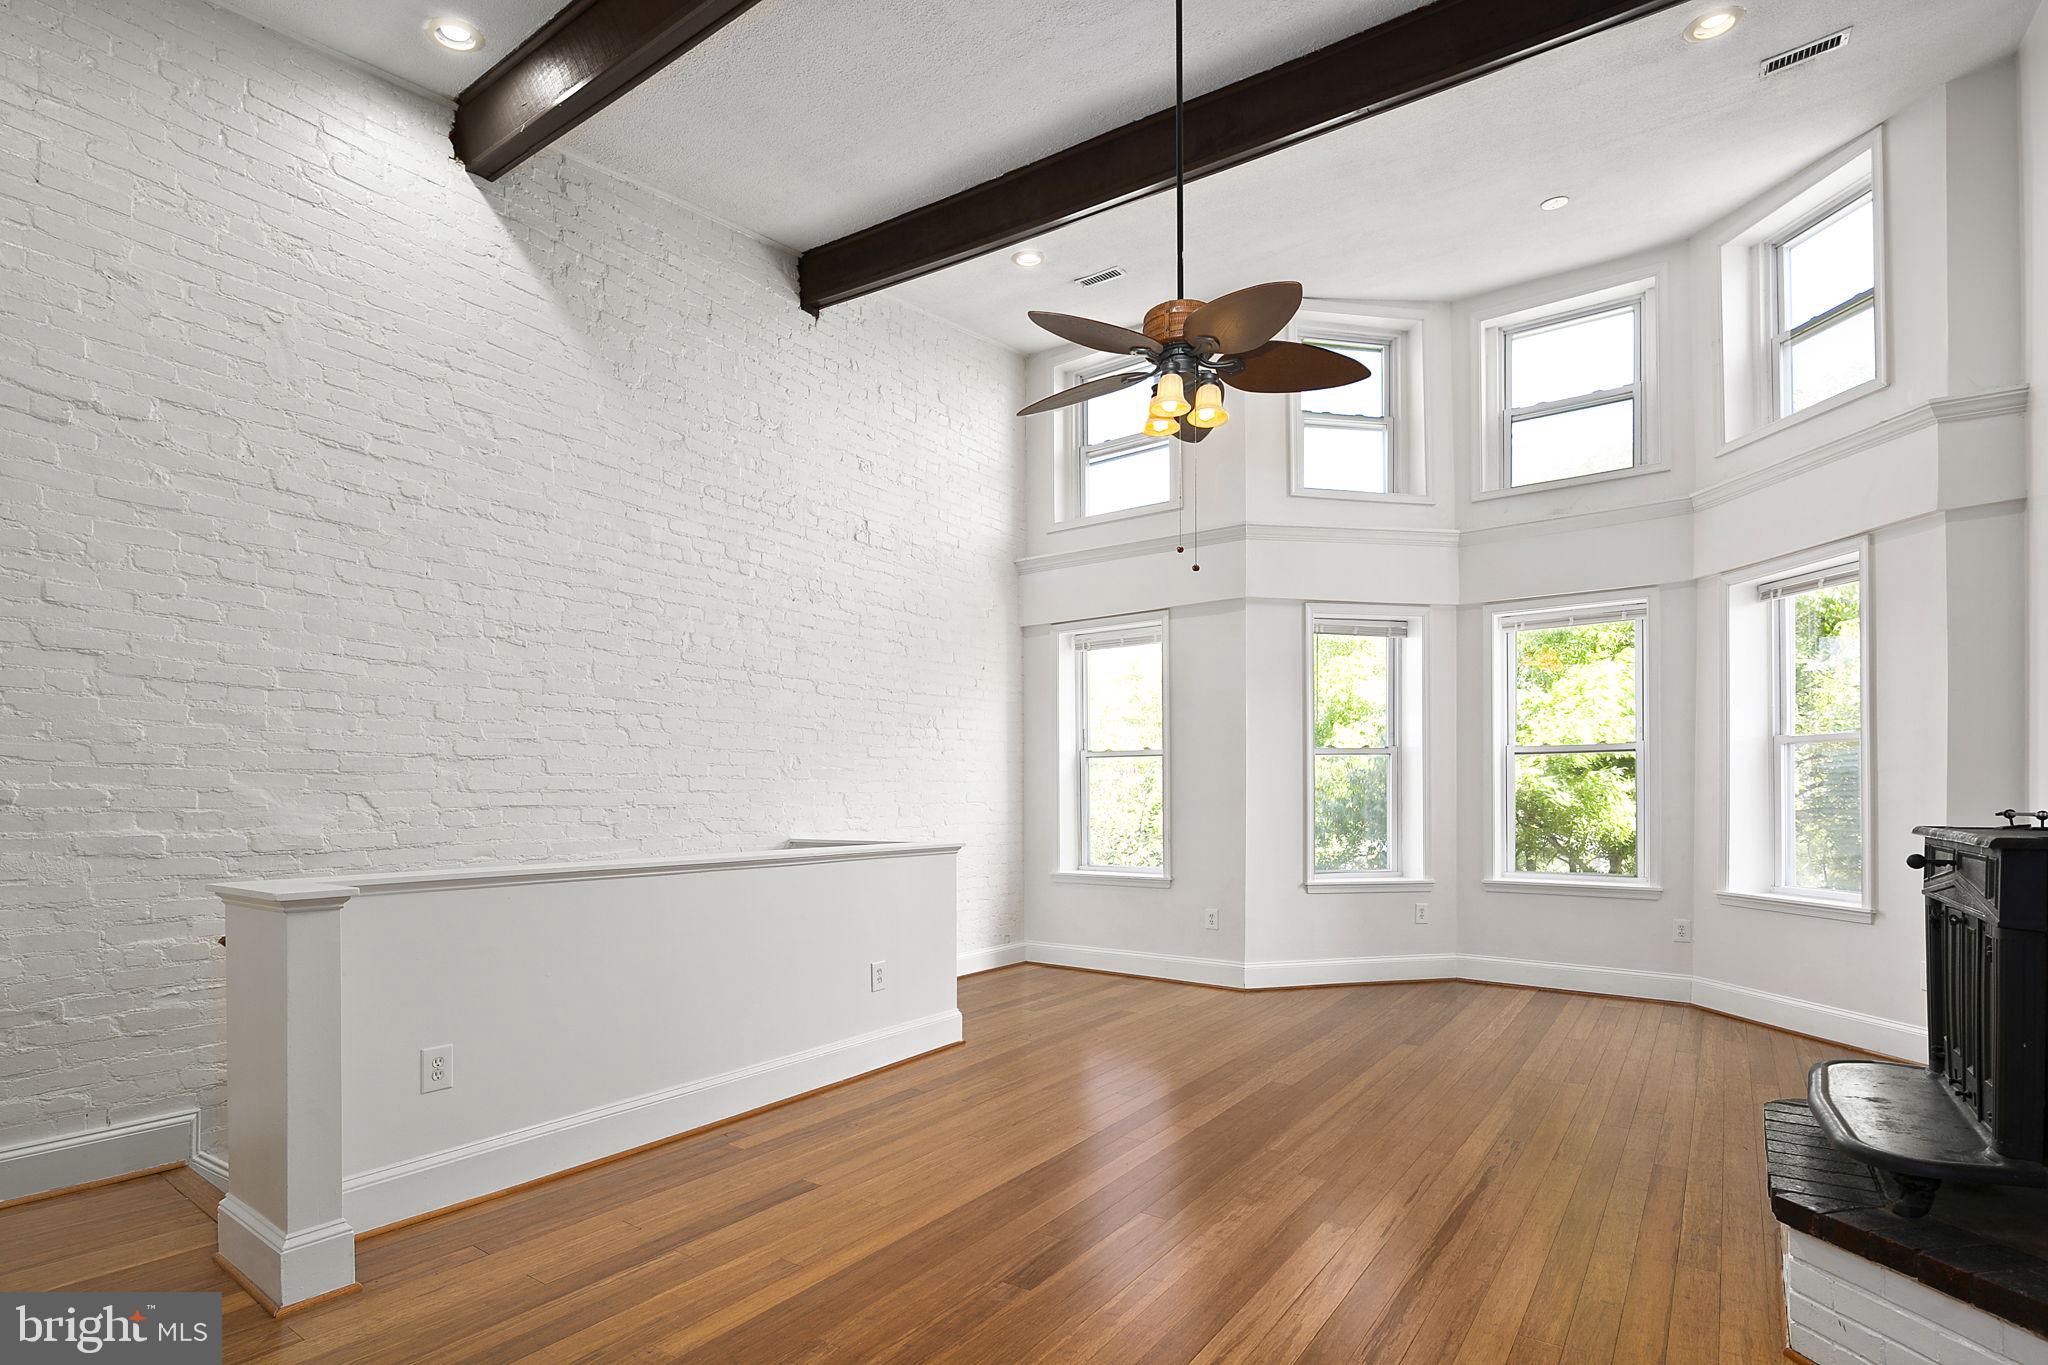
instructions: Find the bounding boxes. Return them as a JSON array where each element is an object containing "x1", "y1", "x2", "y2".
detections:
[
  {"x1": 1203, "y1": 908, "x2": 1219, "y2": 931},
  {"x1": 869, "y1": 960, "x2": 887, "y2": 992},
  {"x1": 420, "y1": 1044, "x2": 453, "y2": 1094},
  {"x1": 1414, "y1": 902, "x2": 1430, "y2": 925},
  {"x1": 1673, "y1": 919, "x2": 1692, "y2": 944}
]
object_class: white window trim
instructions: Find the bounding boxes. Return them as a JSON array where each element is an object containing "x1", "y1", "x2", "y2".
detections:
[
  {"x1": 1303, "y1": 607, "x2": 1425, "y2": 886},
  {"x1": 1766, "y1": 184, "x2": 1878, "y2": 423},
  {"x1": 1061, "y1": 614, "x2": 1170, "y2": 880},
  {"x1": 1716, "y1": 538, "x2": 1875, "y2": 921},
  {"x1": 1054, "y1": 356, "x2": 1180, "y2": 528},
  {"x1": 1764, "y1": 555, "x2": 1870, "y2": 909},
  {"x1": 1288, "y1": 328, "x2": 1411, "y2": 502},
  {"x1": 1490, "y1": 595, "x2": 1658, "y2": 893},
  {"x1": 1475, "y1": 278, "x2": 1659, "y2": 499},
  {"x1": 1716, "y1": 132, "x2": 1887, "y2": 453}
]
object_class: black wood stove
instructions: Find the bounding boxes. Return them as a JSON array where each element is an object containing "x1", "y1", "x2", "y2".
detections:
[{"x1": 1807, "y1": 814, "x2": 2048, "y2": 1216}]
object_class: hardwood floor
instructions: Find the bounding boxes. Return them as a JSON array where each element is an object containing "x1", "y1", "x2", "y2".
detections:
[{"x1": 0, "y1": 966, "x2": 1853, "y2": 1362}]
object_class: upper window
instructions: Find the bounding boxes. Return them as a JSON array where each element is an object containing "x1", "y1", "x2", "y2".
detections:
[
  {"x1": 1297, "y1": 335, "x2": 1393, "y2": 494},
  {"x1": 1073, "y1": 624, "x2": 1166, "y2": 874},
  {"x1": 1771, "y1": 189, "x2": 1876, "y2": 418},
  {"x1": 1496, "y1": 601, "x2": 1648, "y2": 882},
  {"x1": 1073, "y1": 363, "x2": 1172, "y2": 519},
  {"x1": 1309, "y1": 619, "x2": 1401, "y2": 877},
  {"x1": 1501, "y1": 301, "x2": 1641, "y2": 488},
  {"x1": 1765, "y1": 566, "x2": 1863, "y2": 897}
]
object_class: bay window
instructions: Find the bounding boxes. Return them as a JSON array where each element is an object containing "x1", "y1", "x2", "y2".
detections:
[
  {"x1": 1765, "y1": 565, "x2": 1864, "y2": 897},
  {"x1": 1309, "y1": 618, "x2": 1402, "y2": 878},
  {"x1": 1500, "y1": 299, "x2": 1642, "y2": 489},
  {"x1": 1772, "y1": 189, "x2": 1876, "y2": 418},
  {"x1": 1071, "y1": 622, "x2": 1167, "y2": 874}
]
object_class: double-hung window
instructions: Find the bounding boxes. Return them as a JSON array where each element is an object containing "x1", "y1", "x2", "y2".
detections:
[
  {"x1": 1074, "y1": 623, "x2": 1166, "y2": 873},
  {"x1": 1771, "y1": 189, "x2": 1876, "y2": 418},
  {"x1": 1297, "y1": 335, "x2": 1394, "y2": 494},
  {"x1": 1309, "y1": 618, "x2": 1403, "y2": 877},
  {"x1": 1764, "y1": 565, "x2": 1863, "y2": 897},
  {"x1": 1498, "y1": 601, "x2": 1648, "y2": 882},
  {"x1": 1501, "y1": 300, "x2": 1641, "y2": 488},
  {"x1": 1073, "y1": 361, "x2": 1172, "y2": 519}
]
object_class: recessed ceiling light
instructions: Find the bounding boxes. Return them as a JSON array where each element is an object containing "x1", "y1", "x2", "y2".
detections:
[
  {"x1": 1685, "y1": 6, "x2": 1743, "y2": 41},
  {"x1": 1011, "y1": 249, "x2": 1046, "y2": 268},
  {"x1": 427, "y1": 17, "x2": 483, "y2": 51},
  {"x1": 1540, "y1": 195, "x2": 1571, "y2": 212}
]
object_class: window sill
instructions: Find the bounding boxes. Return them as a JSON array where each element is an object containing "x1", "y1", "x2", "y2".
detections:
[
  {"x1": 1716, "y1": 889, "x2": 1874, "y2": 924},
  {"x1": 1286, "y1": 486, "x2": 1435, "y2": 506},
  {"x1": 1302, "y1": 875, "x2": 1433, "y2": 896},
  {"x1": 1050, "y1": 498, "x2": 1182, "y2": 533},
  {"x1": 1052, "y1": 870, "x2": 1172, "y2": 888},
  {"x1": 1717, "y1": 376, "x2": 1887, "y2": 457},
  {"x1": 1471, "y1": 460, "x2": 1667, "y2": 503},
  {"x1": 1481, "y1": 876, "x2": 1663, "y2": 900}
]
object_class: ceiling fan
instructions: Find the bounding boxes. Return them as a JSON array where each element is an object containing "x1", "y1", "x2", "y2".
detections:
[{"x1": 1014, "y1": 0, "x2": 1370, "y2": 443}]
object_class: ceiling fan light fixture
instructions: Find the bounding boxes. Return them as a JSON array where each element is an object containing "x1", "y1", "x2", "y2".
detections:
[
  {"x1": 1144, "y1": 414, "x2": 1182, "y2": 437},
  {"x1": 1685, "y1": 7, "x2": 1742, "y2": 41},
  {"x1": 1150, "y1": 372, "x2": 1191, "y2": 418},
  {"x1": 1187, "y1": 382, "x2": 1229, "y2": 429}
]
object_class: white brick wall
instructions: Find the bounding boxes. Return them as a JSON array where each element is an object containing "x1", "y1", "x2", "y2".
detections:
[
  {"x1": 1786, "y1": 1228, "x2": 2048, "y2": 1365},
  {"x1": 0, "y1": 0, "x2": 1024, "y2": 1160}
]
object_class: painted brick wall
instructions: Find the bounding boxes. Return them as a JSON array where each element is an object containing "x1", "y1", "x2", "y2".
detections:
[
  {"x1": 1785, "y1": 1229, "x2": 2048, "y2": 1365},
  {"x1": 0, "y1": 0, "x2": 1024, "y2": 1158}
]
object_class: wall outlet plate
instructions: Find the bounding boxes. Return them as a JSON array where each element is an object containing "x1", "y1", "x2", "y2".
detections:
[
  {"x1": 1203, "y1": 908, "x2": 1219, "y2": 931},
  {"x1": 1673, "y1": 919, "x2": 1693, "y2": 944},
  {"x1": 870, "y1": 960, "x2": 886, "y2": 992},
  {"x1": 1414, "y1": 902, "x2": 1429, "y2": 925},
  {"x1": 420, "y1": 1044, "x2": 453, "y2": 1094}
]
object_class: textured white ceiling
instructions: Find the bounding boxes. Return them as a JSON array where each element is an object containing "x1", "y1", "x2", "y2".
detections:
[
  {"x1": 216, "y1": 0, "x2": 2033, "y2": 354},
  {"x1": 215, "y1": 0, "x2": 563, "y2": 96},
  {"x1": 888, "y1": 0, "x2": 2034, "y2": 350}
]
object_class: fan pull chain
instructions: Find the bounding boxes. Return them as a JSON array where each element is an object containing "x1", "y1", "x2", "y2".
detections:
[{"x1": 1189, "y1": 446, "x2": 1200, "y2": 572}]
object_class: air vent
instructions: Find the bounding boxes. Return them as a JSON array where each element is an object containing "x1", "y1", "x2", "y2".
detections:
[
  {"x1": 1760, "y1": 28, "x2": 1849, "y2": 77},
  {"x1": 1074, "y1": 267, "x2": 1124, "y2": 287}
]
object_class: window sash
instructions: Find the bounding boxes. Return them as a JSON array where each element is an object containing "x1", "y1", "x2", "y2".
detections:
[
  {"x1": 1499, "y1": 613, "x2": 1647, "y2": 881},
  {"x1": 1074, "y1": 628, "x2": 1166, "y2": 873},
  {"x1": 1296, "y1": 333, "x2": 1397, "y2": 495},
  {"x1": 1767, "y1": 584, "x2": 1864, "y2": 898},
  {"x1": 1309, "y1": 621, "x2": 1404, "y2": 879},
  {"x1": 1502, "y1": 302, "x2": 1642, "y2": 417},
  {"x1": 1068, "y1": 360, "x2": 1173, "y2": 519},
  {"x1": 1768, "y1": 187, "x2": 1876, "y2": 417}
]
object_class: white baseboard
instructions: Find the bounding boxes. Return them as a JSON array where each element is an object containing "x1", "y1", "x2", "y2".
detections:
[
  {"x1": 189, "y1": 1146, "x2": 230, "y2": 1192},
  {"x1": 339, "y1": 1008, "x2": 964, "y2": 1233},
  {"x1": 1692, "y1": 976, "x2": 1926, "y2": 1060},
  {"x1": 1026, "y1": 940, "x2": 1246, "y2": 988},
  {"x1": 217, "y1": 1196, "x2": 355, "y2": 1308},
  {"x1": 958, "y1": 943, "x2": 1027, "y2": 976},
  {"x1": 1459, "y1": 953, "x2": 1693, "y2": 1003},
  {"x1": 0, "y1": 1108, "x2": 199, "y2": 1203},
  {"x1": 1242, "y1": 954, "x2": 1459, "y2": 989}
]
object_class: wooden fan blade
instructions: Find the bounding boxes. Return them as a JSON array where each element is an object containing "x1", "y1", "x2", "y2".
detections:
[
  {"x1": 1184, "y1": 281, "x2": 1302, "y2": 355},
  {"x1": 1016, "y1": 367, "x2": 1151, "y2": 417},
  {"x1": 1225, "y1": 340, "x2": 1370, "y2": 394},
  {"x1": 1028, "y1": 311, "x2": 1162, "y2": 357},
  {"x1": 1172, "y1": 421, "x2": 1211, "y2": 444}
]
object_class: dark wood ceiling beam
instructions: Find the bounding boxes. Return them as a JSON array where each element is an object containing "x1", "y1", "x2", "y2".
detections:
[
  {"x1": 797, "y1": 0, "x2": 1688, "y2": 314},
  {"x1": 452, "y1": 0, "x2": 770, "y2": 181}
]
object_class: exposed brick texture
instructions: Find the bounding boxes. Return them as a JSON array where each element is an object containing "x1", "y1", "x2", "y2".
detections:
[{"x1": 0, "y1": 0, "x2": 1024, "y2": 1159}]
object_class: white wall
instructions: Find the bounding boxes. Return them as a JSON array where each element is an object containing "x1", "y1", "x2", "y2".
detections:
[
  {"x1": 2024, "y1": 4, "x2": 2048, "y2": 804},
  {"x1": 0, "y1": 0, "x2": 1025, "y2": 1164},
  {"x1": 1017, "y1": 58, "x2": 2033, "y2": 1058}
]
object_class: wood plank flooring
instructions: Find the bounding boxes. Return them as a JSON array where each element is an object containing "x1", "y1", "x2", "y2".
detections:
[{"x1": 0, "y1": 966, "x2": 1854, "y2": 1362}]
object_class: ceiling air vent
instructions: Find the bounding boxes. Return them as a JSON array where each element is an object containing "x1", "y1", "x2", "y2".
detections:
[
  {"x1": 1761, "y1": 28, "x2": 1849, "y2": 78},
  {"x1": 1074, "y1": 267, "x2": 1125, "y2": 287}
]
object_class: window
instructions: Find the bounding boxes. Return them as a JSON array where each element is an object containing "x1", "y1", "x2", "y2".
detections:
[
  {"x1": 1501, "y1": 301, "x2": 1641, "y2": 488},
  {"x1": 1309, "y1": 619, "x2": 1402, "y2": 876},
  {"x1": 1297, "y1": 335, "x2": 1393, "y2": 494},
  {"x1": 1073, "y1": 362, "x2": 1172, "y2": 519},
  {"x1": 1771, "y1": 189, "x2": 1876, "y2": 418},
  {"x1": 1497, "y1": 601, "x2": 1647, "y2": 881},
  {"x1": 1073, "y1": 624, "x2": 1166, "y2": 873},
  {"x1": 1765, "y1": 566, "x2": 1863, "y2": 897}
]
